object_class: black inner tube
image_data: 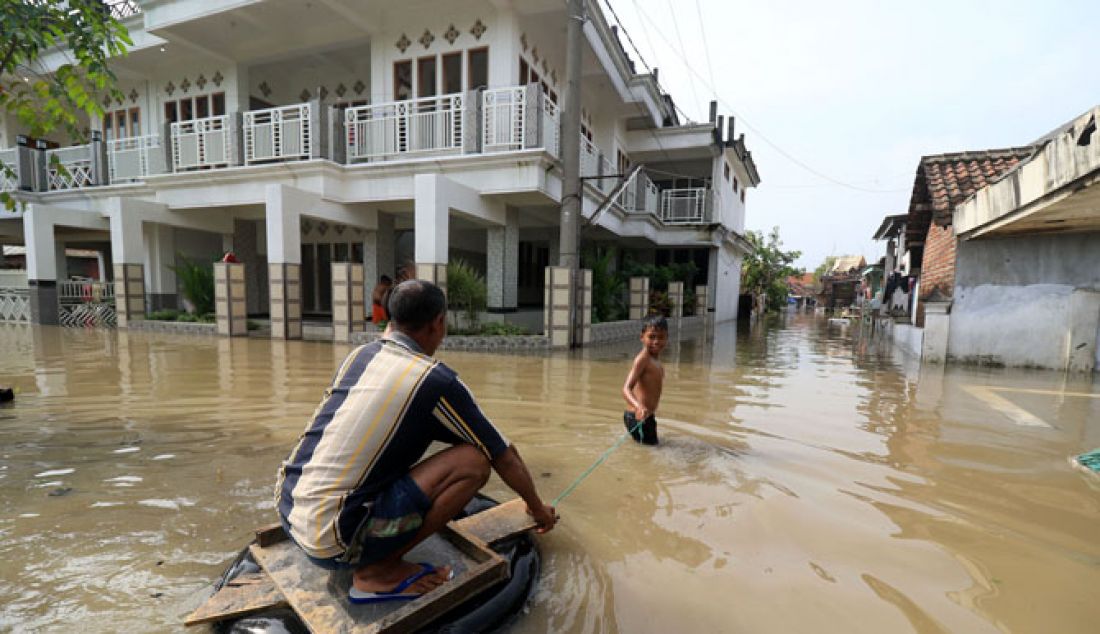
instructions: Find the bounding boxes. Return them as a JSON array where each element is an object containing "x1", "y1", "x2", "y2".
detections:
[{"x1": 213, "y1": 495, "x2": 540, "y2": 634}]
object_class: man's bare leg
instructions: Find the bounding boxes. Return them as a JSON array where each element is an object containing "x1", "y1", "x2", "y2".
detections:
[{"x1": 352, "y1": 445, "x2": 490, "y2": 594}]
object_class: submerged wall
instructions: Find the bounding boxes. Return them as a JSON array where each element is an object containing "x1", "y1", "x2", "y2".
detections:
[{"x1": 949, "y1": 232, "x2": 1100, "y2": 369}]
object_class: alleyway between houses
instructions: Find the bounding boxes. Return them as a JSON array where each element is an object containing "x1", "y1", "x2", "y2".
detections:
[{"x1": 1, "y1": 315, "x2": 1098, "y2": 633}]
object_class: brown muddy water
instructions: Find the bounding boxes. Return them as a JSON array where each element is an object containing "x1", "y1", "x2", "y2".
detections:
[{"x1": 1, "y1": 314, "x2": 1098, "y2": 633}]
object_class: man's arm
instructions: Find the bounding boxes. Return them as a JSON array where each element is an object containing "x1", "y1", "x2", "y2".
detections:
[
  {"x1": 622, "y1": 353, "x2": 650, "y2": 419},
  {"x1": 492, "y1": 445, "x2": 557, "y2": 533}
]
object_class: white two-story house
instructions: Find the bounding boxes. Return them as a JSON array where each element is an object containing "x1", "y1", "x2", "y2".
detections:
[{"x1": 0, "y1": 0, "x2": 759, "y2": 334}]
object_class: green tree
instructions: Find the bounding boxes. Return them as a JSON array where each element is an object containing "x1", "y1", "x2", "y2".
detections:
[
  {"x1": 742, "y1": 226, "x2": 802, "y2": 312},
  {"x1": 1, "y1": 1, "x2": 132, "y2": 208},
  {"x1": 169, "y1": 255, "x2": 215, "y2": 316}
]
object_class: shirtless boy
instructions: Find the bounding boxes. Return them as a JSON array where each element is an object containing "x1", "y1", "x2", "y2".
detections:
[{"x1": 621, "y1": 314, "x2": 668, "y2": 445}]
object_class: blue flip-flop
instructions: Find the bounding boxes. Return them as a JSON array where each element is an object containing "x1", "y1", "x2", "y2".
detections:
[{"x1": 348, "y1": 562, "x2": 452, "y2": 604}]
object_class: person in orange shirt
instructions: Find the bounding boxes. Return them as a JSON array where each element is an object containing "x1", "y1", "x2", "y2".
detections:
[{"x1": 371, "y1": 275, "x2": 393, "y2": 323}]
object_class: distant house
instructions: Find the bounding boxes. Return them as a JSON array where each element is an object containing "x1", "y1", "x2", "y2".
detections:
[
  {"x1": 871, "y1": 106, "x2": 1100, "y2": 371},
  {"x1": 786, "y1": 272, "x2": 816, "y2": 308},
  {"x1": 900, "y1": 148, "x2": 1034, "y2": 320},
  {"x1": 946, "y1": 106, "x2": 1100, "y2": 371},
  {"x1": 820, "y1": 255, "x2": 865, "y2": 310}
]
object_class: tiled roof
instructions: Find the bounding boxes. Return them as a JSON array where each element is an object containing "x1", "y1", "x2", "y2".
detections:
[{"x1": 908, "y1": 147, "x2": 1035, "y2": 229}]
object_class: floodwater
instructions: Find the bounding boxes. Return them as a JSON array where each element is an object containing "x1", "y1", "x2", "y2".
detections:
[{"x1": 1, "y1": 314, "x2": 1098, "y2": 633}]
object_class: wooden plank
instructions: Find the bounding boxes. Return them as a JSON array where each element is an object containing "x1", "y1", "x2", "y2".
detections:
[
  {"x1": 451, "y1": 498, "x2": 538, "y2": 546},
  {"x1": 184, "y1": 572, "x2": 288, "y2": 626},
  {"x1": 251, "y1": 528, "x2": 508, "y2": 633},
  {"x1": 255, "y1": 522, "x2": 288, "y2": 547}
]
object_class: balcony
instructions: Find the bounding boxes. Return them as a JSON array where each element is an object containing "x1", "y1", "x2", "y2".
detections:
[
  {"x1": 244, "y1": 103, "x2": 313, "y2": 165},
  {"x1": 172, "y1": 114, "x2": 237, "y2": 171},
  {"x1": 661, "y1": 188, "x2": 713, "y2": 224},
  {"x1": 46, "y1": 145, "x2": 94, "y2": 191},
  {"x1": 108, "y1": 135, "x2": 167, "y2": 183},
  {"x1": 0, "y1": 148, "x2": 16, "y2": 192},
  {"x1": 346, "y1": 94, "x2": 467, "y2": 162}
]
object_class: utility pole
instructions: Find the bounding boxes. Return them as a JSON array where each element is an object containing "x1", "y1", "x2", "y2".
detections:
[
  {"x1": 559, "y1": 0, "x2": 585, "y2": 347},
  {"x1": 559, "y1": 0, "x2": 584, "y2": 271}
]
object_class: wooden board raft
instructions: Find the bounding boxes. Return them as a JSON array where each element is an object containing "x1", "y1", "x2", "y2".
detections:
[{"x1": 186, "y1": 500, "x2": 538, "y2": 631}]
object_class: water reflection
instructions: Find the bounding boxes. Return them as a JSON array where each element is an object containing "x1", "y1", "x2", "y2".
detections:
[{"x1": 1, "y1": 317, "x2": 1098, "y2": 633}]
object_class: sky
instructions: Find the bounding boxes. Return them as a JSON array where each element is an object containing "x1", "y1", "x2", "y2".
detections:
[{"x1": 606, "y1": 0, "x2": 1100, "y2": 269}]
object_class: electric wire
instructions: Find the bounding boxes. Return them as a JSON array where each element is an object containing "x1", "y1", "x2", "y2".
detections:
[{"x1": 614, "y1": 0, "x2": 908, "y2": 194}]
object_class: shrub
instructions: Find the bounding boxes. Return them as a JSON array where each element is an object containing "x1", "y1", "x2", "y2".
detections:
[
  {"x1": 479, "y1": 321, "x2": 528, "y2": 336},
  {"x1": 584, "y1": 247, "x2": 626, "y2": 323},
  {"x1": 446, "y1": 259, "x2": 487, "y2": 331},
  {"x1": 169, "y1": 254, "x2": 215, "y2": 316},
  {"x1": 147, "y1": 309, "x2": 181, "y2": 321}
]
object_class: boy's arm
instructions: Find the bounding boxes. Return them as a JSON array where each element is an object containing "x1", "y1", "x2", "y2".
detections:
[{"x1": 622, "y1": 354, "x2": 650, "y2": 419}]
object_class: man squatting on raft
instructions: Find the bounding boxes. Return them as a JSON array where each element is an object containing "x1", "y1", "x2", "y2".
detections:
[
  {"x1": 275, "y1": 280, "x2": 557, "y2": 602},
  {"x1": 621, "y1": 315, "x2": 668, "y2": 446}
]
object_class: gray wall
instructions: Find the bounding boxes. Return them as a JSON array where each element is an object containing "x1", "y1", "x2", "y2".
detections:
[{"x1": 949, "y1": 232, "x2": 1100, "y2": 369}]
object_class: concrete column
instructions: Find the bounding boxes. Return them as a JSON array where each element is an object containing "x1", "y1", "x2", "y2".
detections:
[
  {"x1": 214, "y1": 262, "x2": 247, "y2": 336},
  {"x1": 362, "y1": 229, "x2": 378, "y2": 306},
  {"x1": 544, "y1": 266, "x2": 573, "y2": 349},
  {"x1": 921, "y1": 300, "x2": 951, "y2": 364},
  {"x1": 1066, "y1": 290, "x2": 1100, "y2": 373},
  {"x1": 629, "y1": 277, "x2": 650, "y2": 320},
  {"x1": 414, "y1": 175, "x2": 449, "y2": 290},
  {"x1": 668, "y1": 281, "x2": 684, "y2": 319},
  {"x1": 707, "y1": 247, "x2": 719, "y2": 315},
  {"x1": 332, "y1": 262, "x2": 365, "y2": 343},
  {"x1": 114, "y1": 263, "x2": 146, "y2": 327},
  {"x1": 269, "y1": 263, "x2": 302, "y2": 340},
  {"x1": 578, "y1": 268, "x2": 592, "y2": 346},
  {"x1": 265, "y1": 184, "x2": 304, "y2": 340},
  {"x1": 487, "y1": 208, "x2": 519, "y2": 312},
  {"x1": 96, "y1": 251, "x2": 107, "y2": 282},
  {"x1": 544, "y1": 266, "x2": 591, "y2": 349},
  {"x1": 695, "y1": 284, "x2": 709, "y2": 317},
  {"x1": 377, "y1": 213, "x2": 395, "y2": 280},
  {"x1": 143, "y1": 223, "x2": 177, "y2": 311}
]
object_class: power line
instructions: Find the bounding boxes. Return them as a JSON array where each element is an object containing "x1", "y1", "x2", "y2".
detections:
[
  {"x1": 612, "y1": 0, "x2": 908, "y2": 194},
  {"x1": 665, "y1": 0, "x2": 702, "y2": 122},
  {"x1": 693, "y1": 0, "x2": 719, "y2": 105}
]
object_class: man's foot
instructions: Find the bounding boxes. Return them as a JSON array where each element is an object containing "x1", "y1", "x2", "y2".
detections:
[{"x1": 350, "y1": 560, "x2": 453, "y2": 603}]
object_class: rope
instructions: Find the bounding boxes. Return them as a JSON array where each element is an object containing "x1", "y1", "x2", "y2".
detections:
[{"x1": 551, "y1": 418, "x2": 645, "y2": 506}]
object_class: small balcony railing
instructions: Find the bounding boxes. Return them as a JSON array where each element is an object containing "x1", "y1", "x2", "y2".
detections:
[
  {"x1": 482, "y1": 87, "x2": 527, "y2": 153},
  {"x1": 244, "y1": 103, "x2": 311, "y2": 165},
  {"x1": 0, "y1": 148, "x2": 17, "y2": 191},
  {"x1": 108, "y1": 135, "x2": 167, "y2": 182},
  {"x1": 618, "y1": 169, "x2": 660, "y2": 216},
  {"x1": 661, "y1": 187, "x2": 712, "y2": 224},
  {"x1": 172, "y1": 114, "x2": 236, "y2": 171},
  {"x1": 46, "y1": 145, "x2": 94, "y2": 190},
  {"x1": 579, "y1": 134, "x2": 600, "y2": 183},
  {"x1": 346, "y1": 93, "x2": 465, "y2": 162}
]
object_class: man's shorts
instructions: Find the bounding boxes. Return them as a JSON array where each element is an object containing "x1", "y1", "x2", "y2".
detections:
[
  {"x1": 306, "y1": 474, "x2": 432, "y2": 569},
  {"x1": 624, "y1": 411, "x2": 659, "y2": 445}
]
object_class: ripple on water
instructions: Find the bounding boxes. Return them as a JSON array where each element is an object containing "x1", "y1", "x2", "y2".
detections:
[{"x1": 33, "y1": 468, "x2": 74, "y2": 478}]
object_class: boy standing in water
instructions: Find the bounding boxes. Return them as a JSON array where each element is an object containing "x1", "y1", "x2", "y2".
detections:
[{"x1": 621, "y1": 315, "x2": 668, "y2": 445}]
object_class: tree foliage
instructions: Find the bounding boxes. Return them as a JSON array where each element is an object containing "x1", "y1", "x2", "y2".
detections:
[
  {"x1": 742, "y1": 226, "x2": 803, "y2": 312},
  {"x1": 169, "y1": 255, "x2": 215, "y2": 316},
  {"x1": 446, "y1": 259, "x2": 487, "y2": 331},
  {"x1": 1, "y1": 1, "x2": 132, "y2": 209}
]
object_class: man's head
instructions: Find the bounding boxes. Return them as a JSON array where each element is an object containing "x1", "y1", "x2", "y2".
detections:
[
  {"x1": 640, "y1": 314, "x2": 668, "y2": 357},
  {"x1": 387, "y1": 280, "x2": 448, "y2": 354},
  {"x1": 380, "y1": 274, "x2": 393, "y2": 285}
]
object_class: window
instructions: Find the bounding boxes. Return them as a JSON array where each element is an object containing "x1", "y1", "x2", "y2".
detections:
[
  {"x1": 468, "y1": 47, "x2": 488, "y2": 91},
  {"x1": 442, "y1": 52, "x2": 462, "y2": 94},
  {"x1": 723, "y1": 162, "x2": 730, "y2": 181},
  {"x1": 164, "y1": 93, "x2": 225, "y2": 124},
  {"x1": 733, "y1": 177, "x2": 739, "y2": 193},
  {"x1": 102, "y1": 107, "x2": 141, "y2": 140},
  {"x1": 417, "y1": 56, "x2": 437, "y2": 98},
  {"x1": 394, "y1": 60, "x2": 413, "y2": 101},
  {"x1": 740, "y1": 189, "x2": 746, "y2": 202}
]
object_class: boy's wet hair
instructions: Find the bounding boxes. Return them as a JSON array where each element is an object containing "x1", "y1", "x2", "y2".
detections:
[{"x1": 641, "y1": 314, "x2": 668, "y2": 332}]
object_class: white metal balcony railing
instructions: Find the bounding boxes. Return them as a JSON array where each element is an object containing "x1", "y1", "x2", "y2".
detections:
[
  {"x1": 58, "y1": 280, "x2": 115, "y2": 303},
  {"x1": 482, "y1": 87, "x2": 526, "y2": 153},
  {"x1": 346, "y1": 93, "x2": 464, "y2": 162},
  {"x1": 541, "y1": 97, "x2": 560, "y2": 158},
  {"x1": 172, "y1": 114, "x2": 234, "y2": 171},
  {"x1": 617, "y1": 169, "x2": 660, "y2": 215},
  {"x1": 580, "y1": 134, "x2": 600, "y2": 183},
  {"x1": 661, "y1": 187, "x2": 712, "y2": 224},
  {"x1": 108, "y1": 135, "x2": 167, "y2": 183},
  {"x1": 0, "y1": 147, "x2": 16, "y2": 191},
  {"x1": 0, "y1": 287, "x2": 31, "y2": 323},
  {"x1": 244, "y1": 103, "x2": 311, "y2": 165},
  {"x1": 46, "y1": 145, "x2": 94, "y2": 190}
]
